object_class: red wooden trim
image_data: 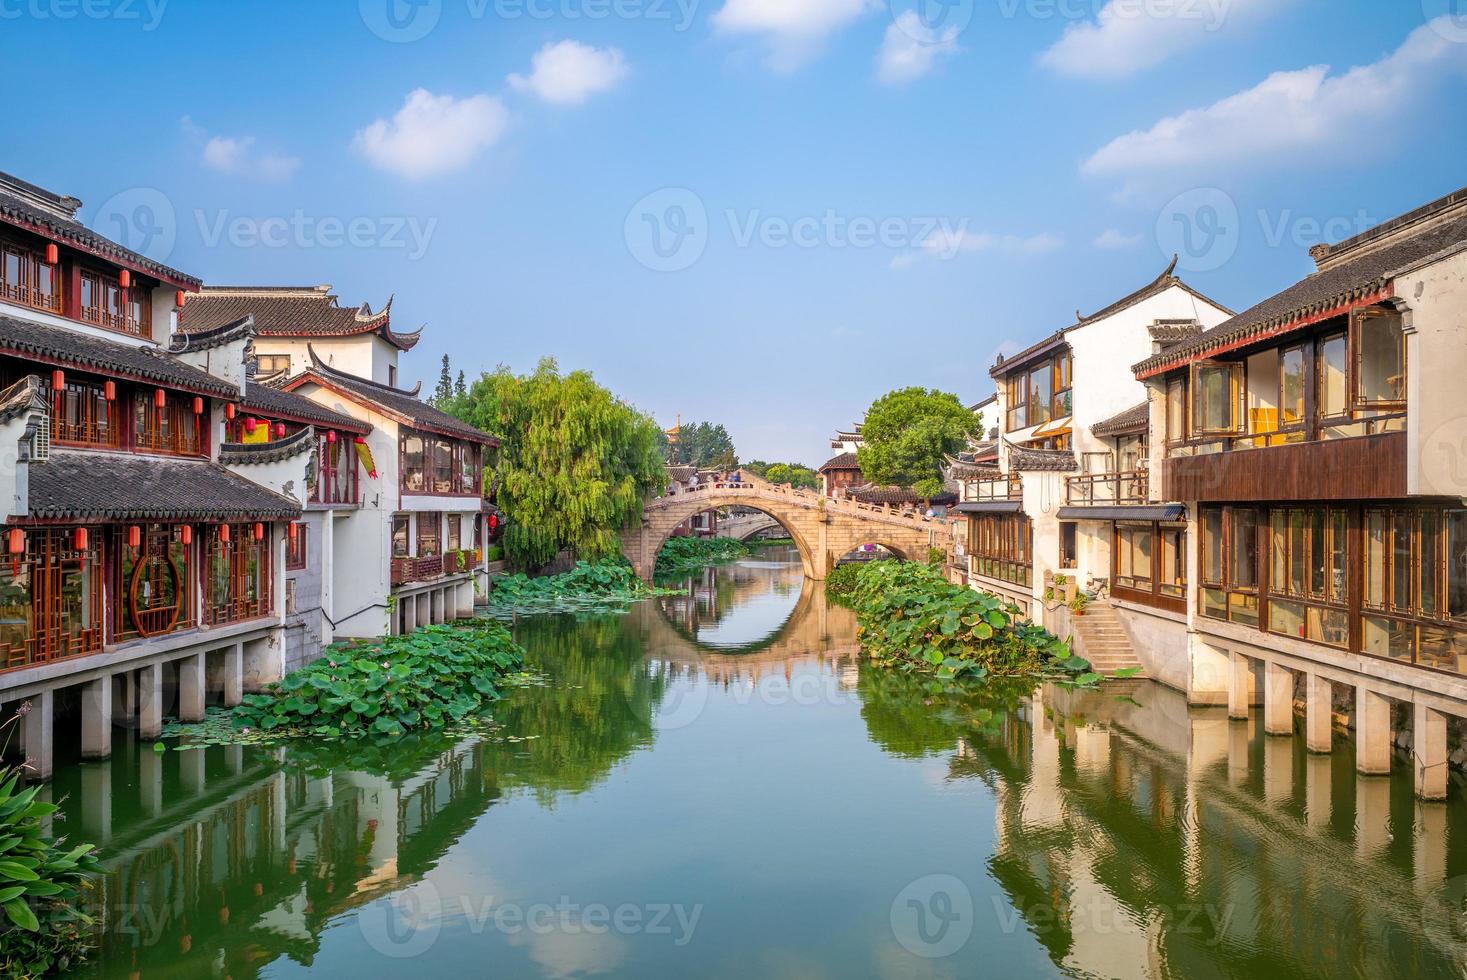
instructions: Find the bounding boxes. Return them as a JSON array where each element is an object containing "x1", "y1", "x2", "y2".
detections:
[{"x1": 0, "y1": 214, "x2": 199, "y2": 290}]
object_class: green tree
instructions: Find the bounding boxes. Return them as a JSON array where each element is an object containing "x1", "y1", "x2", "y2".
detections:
[
  {"x1": 764, "y1": 463, "x2": 819, "y2": 490},
  {"x1": 446, "y1": 358, "x2": 667, "y2": 569},
  {"x1": 455, "y1": 370, "x2": 467, "y2": 398},
  {"x1": 669, "y1": 421, "x2": 735, "y2": 468},
  {"x1": 432, "y1": 354, "x2": 454, "y2": 406},
  {"x1": 857, "y1": 387, "x2": 975, "y2": 498}
]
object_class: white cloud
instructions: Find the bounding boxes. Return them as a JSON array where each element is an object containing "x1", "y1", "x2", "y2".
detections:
[
  {"x1": 892, "y1": 229, "x2": 1063, "y2": 268},
  {"x1": 713, "y1": 0, "x2": 878, "y2": 72},
  {"x1": 353, "y1": 89, "x2": 510, "y2": 181},
  {"x1": 876, "y1": 11, "x2": 960, "y2": 85},
  {"x1": 1040, "y1": 0, "x2": 1285, "y2": 79},
  {"x1": 1093, "y1": 228, "x2": 1142, "y2": 249},
  {"x1": 508, "y1": 40, "x2": 629, "y2": 105},
  {"x1": 1083, "y1": 19, "x2": 1467, "y2": 180},
  {"x1": 181, "y1": 117, "x2": 300, "y2": 181}
]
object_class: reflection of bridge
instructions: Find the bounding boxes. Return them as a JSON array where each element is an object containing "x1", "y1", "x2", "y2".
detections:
[{"x1": 622, "y1": 474, "x2": 949, "y2": 580}]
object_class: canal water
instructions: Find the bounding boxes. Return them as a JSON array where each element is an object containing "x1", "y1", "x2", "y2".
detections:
[{"x1": 55, "y1": 547, "x2": 1467, "y2": 978}]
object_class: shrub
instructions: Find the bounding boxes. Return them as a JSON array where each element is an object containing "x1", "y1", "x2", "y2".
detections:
[
  {"x1": 845, "y1": 561, "x2": 1091, "y2": 682},
  {"x1": 825, "y1": 562, "x2": 865, "y2": 601},
  {"x1": 231, "y1": 622, "x2": 525, "y2": 739},
  {"x1": 654, "y1": 537, "x2": 751, "y2": 576},
  {"x1": 0, "y1": 724, "x2": 103, "y2": 977}
]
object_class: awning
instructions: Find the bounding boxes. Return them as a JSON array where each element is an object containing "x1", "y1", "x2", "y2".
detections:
[
  {"x1": 956, "y1": 501, "x2": 1025, "y2": 515},
  {"x1": 1056, "y1": 504, "x2": 1186, "y2": 522},
  {"x1": 1031, "y1": 415, "x2": 1072, "y2": 439}
]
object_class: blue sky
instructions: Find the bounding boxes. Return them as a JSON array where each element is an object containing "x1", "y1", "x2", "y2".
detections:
[{"x1": 4, "y1": 0, "x2": 1465, "y2": 463}]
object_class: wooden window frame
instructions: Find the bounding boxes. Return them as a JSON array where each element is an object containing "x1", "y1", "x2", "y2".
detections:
[
  {"x1": 1264, "y1": 507, "x2": 1350, "y2": 649},
  {"x1": 967, "y1": 513, "x2": 1032, "y2": 588},
  {"x1": 116, "y1": 525, "x2": 196, "y2": 641},
  {"x1": 1351, "y1": 308, "x2": 1407, "y2": 412},
  {"x1": 286, "y1": 524, "x2": 308, "y2": 570},
  {"x1": 1112, "y1": 521, "x2": 1187, "y2": 613},
  {"x1": 1190, "y1": 360, "x2": 1244, "y2": 436},
  {"x1": 0, "y1": 527, "x2": 104, "y2": 672},
  {"x1": 391, "y1": 515, "x2": 411, "y2": 558},
  {"x1": 203, "y1": 523, "x2": 272, "y2": 626},
  {"x1": 1198, "y1": 505, "x2": 1261, "y2": 626},
  {"x1": 132, "y1": 390, "x2": 205, "y2": 457},
  {"x1": 79, "y1": 267, "x2": 150, "y2": 337},
  {"x1": 0, "y1": 236, "x2": 63, "y2": 315},
  {"x1": 416, "y1": 513, "x2": 442, "y2": 557},
  {"x1": 52, "y1": 377, "x2": 119, "y2": 449}
]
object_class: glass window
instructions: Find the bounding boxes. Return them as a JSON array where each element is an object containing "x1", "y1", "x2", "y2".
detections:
[
  {"x1": 447, "y1": 515, "x2": 462, "y2": 552},
  {"x1": 1229, "y1": 508, "x2": 1258, "y2": 590},
  {"x1": 1365, "y1": 510, "x2": 1388, "y2": 609},
  {"x1": 1160, "y1": 526, "x2": 1186, "y2": 598},
  {"x1": 1201, "y1": 508, "x2": 1223, "y2": 585},
  {"x1": 1422, "y1": 510, "x2": 1440, "y2": 617},
  {"x1": 1280, "y1": 347, "x2": 1306, "y2": 426},
  {"x1": 1116, "y1": 524, "x2": 1153, "y2": 591},
  {"x1": 1356, "y1": 312, "x2": 1405, "y2": 406},
  {"x1": 1006, "y1": 375, "x2": 1028, "y2": 431},
  {"x1": 1193, "y1": 362, "x2": 1239, "y2": 434},
  {"x1": 1059, "y1": 522, "x2": 1077, "y2": 570},
  {"x1": 1166, "y1": 377, "x2": 1188, "y2": 444},
  {"x1": 1450, "y1": 511, "x2": 1467, "y2": 620},
  {"x1": 392, "y1": 516, "x2": 410, "y2": 557},
  {"x1": 1317, "y1": 333, "x2": 1348, "y2": 418},
  {"x1": 433, "y1": 439, "x2": 454, "y2": 493},
  {"x1": 1028, "y1": 364, "x2": 1053, "y2": 426},
  {"x1": 401, "y1": 434, "x2": 425, "y2": 492},
  {"x1": 417, "y1": 514, "x2": 441, "y2": 557},
  {"x1": 1393, "y1": 511, "x2": 1414, "y2": 613},
  {"x1": 286, "y1": 524, "x2": 308, "y2": 570}
]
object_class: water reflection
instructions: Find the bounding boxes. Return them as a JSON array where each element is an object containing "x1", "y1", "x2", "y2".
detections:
[{"x1": 58, "y1": 553, "x2": 1467, "y2": 979}]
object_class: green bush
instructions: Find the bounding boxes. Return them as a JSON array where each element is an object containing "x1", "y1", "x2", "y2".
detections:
[
  {"x1": 845, "y1": 561, "x2": 1093, "y2": 683},
  {"x1": 654, "y1": 536, "x2": 751, "y2": 576},
  {"x1": 232, "y1": 622, "x2": 525, "y2": 739},
  {"x1": 0, "y1": 724, "x2": 103, "y2": 977},
  {"x1": 484, "y1": 544, "x2": 504, "y2": 563},
  {"x1": 825, "y1": 562, "x2": 865, "y2": 601},
  {"x1": 487, "y1": 559, "x2": 672, "y2": 615}
]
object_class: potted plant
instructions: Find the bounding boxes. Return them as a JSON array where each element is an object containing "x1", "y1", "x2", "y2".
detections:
[{"x1": 1070, "y1": 592, "x2": 1090, "y2": 617}]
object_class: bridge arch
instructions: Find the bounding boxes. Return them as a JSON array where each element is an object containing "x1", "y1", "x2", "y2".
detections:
[{"x1": 619, "y1": 478, "x2": 948, "y2": 582}]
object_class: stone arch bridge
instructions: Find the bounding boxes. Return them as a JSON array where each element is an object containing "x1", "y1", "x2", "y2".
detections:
[{"x1": 621, "y1": 476, "x2": 951, "y2": 581}]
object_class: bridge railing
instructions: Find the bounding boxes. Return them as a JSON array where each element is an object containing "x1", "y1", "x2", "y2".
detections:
[{"x1": 649, "y1": 480, "x2": 952, "y2": 529}]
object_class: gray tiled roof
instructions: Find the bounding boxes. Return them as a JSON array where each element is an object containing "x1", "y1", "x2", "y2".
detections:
[
  {"x1": 0, "y1": 171, "x2": 200, "y2": 288},
  {"x1": 182, "y1": 287, "x2": 423, "y2": 351},
  {"x1": 1006, "y1": 443, "x2": 1079, "y2": 472},
  {"x1": 242, "y1": 381, "x2": 367, "y2": 432},
  {"x1": 819, "y1": 452, "x2": 860, "y2": 472},
  {"x1": 219, "y1": 426, "x2": 316, "y2": 466},
  {"x1": 291, "y1": 351, "x2": 496, "y2": 444},
  {"x1": 28, "y1": 451, "x2": 301, "y2": 520},
  {"x1": 1091, "y1": 402, "x2": 1150, "y2": 437},
  {"x1": 1135, "y1": 186, "x2": 1467, "y2": 377},
  {"x1": 0, "y1": 313, "x2": 237, "y2": 397}
]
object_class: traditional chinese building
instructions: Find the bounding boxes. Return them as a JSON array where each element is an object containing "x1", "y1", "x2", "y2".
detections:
[{"x1": 0, "y1": 170, "x2": 314, "y2": 779}]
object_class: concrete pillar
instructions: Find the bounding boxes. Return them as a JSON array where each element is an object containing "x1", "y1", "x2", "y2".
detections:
[
  {"x1": 80, "y1": 676, "x2": 113, "y2": 761},
  {"x1": 179, "y1": 653, "x2": 206, "y2": 723},
  {"x1": 1413, "y1": 703, "x2": 1449, "y2": 801},
  {"x1": 1187, "y1": 639, "x2": 1231, "y2": 707},
  {"x1": 138, "y1": 746, "x2": 163, "y2": 818},
  {"x1": 118, "y1": 671, "x2": 137, "y2": 725},
  {"x1": 1304, "y1": 673, "x2": 1332, "y2": 754},
  {"x1": 21, "y1": 689, "x2": 53, "y2": 781},
  {"x1": 1305, "y1": 753, "x2": 1332, "y2": 830},
  {"x1": 402, "y1": 592, "x2": 417, "y2": 633},
  {"x1": 222, "y1": 643, "x2": 244, "y2": 708},
  {"x1": 1355, "y1": 686, "x2": 1392, "y2": 776},
  {"x1": 1263, "y1": 662, "x2": 1293, "y2": 736},
  {"x1": 1228, "y1": 652, "x2": 1251, "y2": 721},
  {"x1": 417, "y1": 592, "x2": 430, "y2": 629},
  {"x1": 138, "y1": 662, "x2": 163, "y2": 740},
  {"x1": 431, "y1": 589, "x2": 444, "y2": 625},
  {"x1": 80, "y1": 762, "x2": 111, "y2": 841}
]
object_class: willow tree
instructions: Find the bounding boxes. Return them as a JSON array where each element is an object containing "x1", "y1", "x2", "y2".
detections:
[
  {"x1": 857, "y1": 387, "x2": 975, "y2": 498},
  {"x1": 447, "y1": 358, "x2": 667, "y2": 569}
]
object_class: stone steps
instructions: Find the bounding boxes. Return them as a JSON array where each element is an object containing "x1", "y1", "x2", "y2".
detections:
[{"x1": 1070, "y1": 602, "x2": 1145, "y2": 676}]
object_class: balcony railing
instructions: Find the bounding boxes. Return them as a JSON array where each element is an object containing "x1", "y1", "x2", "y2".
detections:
[
  {"x1": 391, "y1": 549, "x2": 481, "y2": 587},
  {"x1": 961, "y1": 476, "x2": 1023, "y2": 503},
  {"x1": 1065, "y1": 470, "x2": 1149, "y2": 506}
]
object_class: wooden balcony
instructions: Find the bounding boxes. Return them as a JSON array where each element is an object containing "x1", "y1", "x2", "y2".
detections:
[
  {"x1": 391, "y1": 549, "x2": 480, "y2": 587},
  {"x1": 961, "y1": 475, "x2": 1023, "y2": 503},
  {"x1": 1066, "y1": 470, "x2": 1149, "y2": 506},
  {"x1": 1162, "y1": 432, "x2": 1406, "y2": 502}
]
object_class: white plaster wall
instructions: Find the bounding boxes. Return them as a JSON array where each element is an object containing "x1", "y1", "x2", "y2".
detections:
[
  {"x1": 222, "y1": 442, "x2": 315, "y2": 507},
  {"x1": 252, "y1": 335, "x2": 400, "y2": 387},
  {"x1": 1394, "y1": 248, "x2": 1467, "y2": 498},
  {"x1": 0, "y1": 409, "x2": 41, "y2": 524},
  {"x1": 175, "y1": 334, "x2": 249, "y2": 393}
]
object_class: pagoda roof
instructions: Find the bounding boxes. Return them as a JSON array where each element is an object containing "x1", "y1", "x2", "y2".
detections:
[{"x1": 182, "y1": 285, "x2": 423, "y2": 351}]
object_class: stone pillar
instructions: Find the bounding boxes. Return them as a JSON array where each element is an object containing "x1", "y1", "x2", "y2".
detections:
[
  {"x1": 402, "y1": 592, "x2": 417, "y2": 633},
  {"x1": 138, "y1": 662, "x2": 163, "y2": 740},
  {"x1": 1187, "y1": 639, "x2": 1230, "y2": 707},
  {"x1": 1413, "y1": 702, "x2": 1448, "y2": 801},
  {"x1": 179, "y1": 653, "x2": 206, "y2": 723},
  {"x1": 431, "y1": 589, "x2": 444, "y2": 625},
  {"x1": 1263, "y1": 662, "x2": 1293, "y2": 736},
  {"x1": 1228, "y1": 652, "x2": 1251, "y2": 721},
  {"x1": 417, "y1": 592, "x2": 430, "y2": 629},
  {"x1": 80, "y1": 676, "x2": 113, "y2": 761},
  {"x1": 118, "y1": 671, "x2": 137, "y2": 725},
  {"x1": 1355, "y1": 686, "x2": 1391, "y2": 776},
  {"x1": 1304, "y1": 672, "x2": 1332, "y2": 753},
  {"x1": 21, "y1": 689, "x2": 53, "y2": 781},
  {"x1": 222, "y1": 643, "x2": 244, "y2": 708}
]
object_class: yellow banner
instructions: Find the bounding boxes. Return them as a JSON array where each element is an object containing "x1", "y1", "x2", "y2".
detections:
[{"x1": 354, "y1": 439, "x2": 378, "y2": 479}]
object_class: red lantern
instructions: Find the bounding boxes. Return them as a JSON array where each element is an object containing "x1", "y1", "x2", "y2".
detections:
[
  {"x1": 154, "y1": 389, "x2": 166, "y2": 409},
  {"x1": 7, "y1": 528, "x2": 25, "y2": 555},
  {"x1": 488, "y1": 514, "x2": 499, "y2": 531},
  {"x1": 180, "y1": 525, "x2": 192, "y2": 545},
  {"x1": 253, "y1": 523, "x2": 265, "y2": 541},
  {"x1": 245, "y1": 417, "x2": 257, "y2": 435},
  {"x1": 127, "y1": 525, "x2": 141, "y2": 549},
  {"x1": 103, "y1": 381, "x2": 116, "y2": 401},
  {"x1": 192, "y1": 397, "x2": 204, "y2": 415},
  {"x1": 118, "y1": 269, "x2": 131, "y2": 289},
  {"x1": 219, "y1": 524, "x2": 230, "y2": 543},
  {"x1": 175, "y1": 290, "x2": 186, "y2": 308},
  {"x1": 288, "y1": 522, "x2": 298, "y2": 541},
  {"x1": 273, "y1": 422, "x2": 286, "y2": 439},
  {"x1": 73, "y1": 527, "x2": 88, "y2": 551},
  {"x1": 225, "y1": 404, "x2": 236, "y2": 421},
  {"x1": 326, "y1": 430, "x2": 337, "y2": 444},
  {"x1": 44, "y1": 243, "x2": 59, "y2": 265},
  {"x1": 50, "y1": 370, "x2": 64, "y2": 392}
]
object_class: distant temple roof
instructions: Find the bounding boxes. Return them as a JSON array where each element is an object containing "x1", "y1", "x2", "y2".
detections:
[
  {"x1": 819, "y1": 452, "x2": 861, "y2": 473},
  {"x1": 0, "y1": 170, "x2": 200, "y2": 289},
  {"x1": 182, "y1": 285, "x2": 423, "y2": 351}
]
